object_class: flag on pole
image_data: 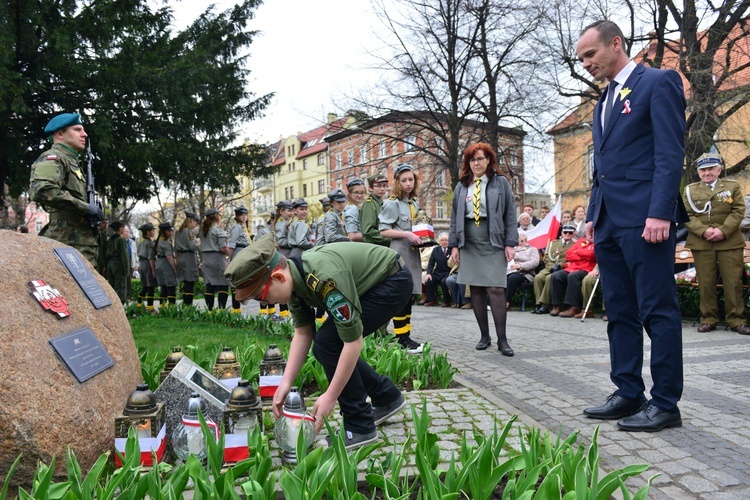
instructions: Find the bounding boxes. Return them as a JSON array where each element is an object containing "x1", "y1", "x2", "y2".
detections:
[{"x1": 525, "y1": 197, "x2": 562, "y2": 250}]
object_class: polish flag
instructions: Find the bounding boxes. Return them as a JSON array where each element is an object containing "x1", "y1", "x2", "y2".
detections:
[
  {"x1": 259, "y1": 374, "x2": 283, "y2": 399},
  {"x1": 524, "y1": 197, "x2": 562, "y2": 250}
]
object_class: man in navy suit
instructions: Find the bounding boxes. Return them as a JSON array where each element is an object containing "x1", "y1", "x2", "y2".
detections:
[
  {"x1": 423, "y1": 232, "x2": 452, "y2": 306},
  {"x1": 577, "y1": 20, "x2": 687, "y2": 432}
]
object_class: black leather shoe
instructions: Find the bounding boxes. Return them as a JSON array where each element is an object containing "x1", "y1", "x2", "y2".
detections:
[
  {"x1": 583, "y1": 393, "x2": 647, "y2": 420},
  {"x1": 617, "y1": 403, "x2": 682, "y2": 432},
  {"x1": 499, "y1": 346, "x2": 514, "y2": 357},
  {"x1": 532, "y1": 305, "x2": 549, "y2": 314},
  {"x1": 475, "y1": 339, "x2": 491, "y2": 350}
]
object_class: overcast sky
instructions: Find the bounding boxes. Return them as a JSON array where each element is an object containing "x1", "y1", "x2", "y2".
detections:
[{"x1": 171, "y1": 0, "x2": 386, "y2": 144}]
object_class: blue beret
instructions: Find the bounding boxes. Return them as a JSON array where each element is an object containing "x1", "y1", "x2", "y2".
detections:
[{"x1": 44, "y1": 113, "x2": 82, "y2": 135}]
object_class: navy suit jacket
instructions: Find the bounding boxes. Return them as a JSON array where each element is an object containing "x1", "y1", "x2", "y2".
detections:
[{"x1": 587, "y1": 64, "x2": 688, "y2": 228}]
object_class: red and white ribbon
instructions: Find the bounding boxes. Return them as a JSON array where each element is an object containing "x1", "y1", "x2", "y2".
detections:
[
  {"x1": 181, "y1": 416, "x2": 220, "y2": 440},
  {"x1": 621, "y1": 99, "x2": 631, "y2": 114},
  {"x1": 282, "y1": 409, "x2": 316, "y2": 422}
]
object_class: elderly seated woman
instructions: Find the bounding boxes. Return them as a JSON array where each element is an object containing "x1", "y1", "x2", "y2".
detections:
[
  {"x1": 505, "y1": 231, "x2": 540, "y2": 310},
  {"x1": 518, "y1": 212, "x2": 535, "y2": 232}
]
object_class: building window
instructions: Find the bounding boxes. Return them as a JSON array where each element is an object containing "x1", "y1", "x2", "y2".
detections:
[
  {"x1": 347, "y1": 150, "x2": 354, "y2": 166},
  {"x1": 303, "y1": 159, "x2": 308, "y2": 170},
  {"x1": 285, "y1": 187, "x2": 289, "y2": 199},
  {"x1": 435, "y1": 170, "x2": 445, "y2": 188},
  {"x1": 290, "y1": 186, "x2": 294, "y2": 199},
  {"x1": 303, "y1": 184, "x2": 308, "y2": 196},
  {"x1": 436, "y1": 201, "x2": 446, "y2": 219},
  {"x1": 335, "y1": 153, "x2": 342, "y2": 170},
  {"x1": 360, "y1": 145, "x2": 368, "y2": 164},
  {"x1": 404, "y1": 135, "x2": 416, "y2": 153},
  {"x1": 318, "y1": 180, "x2": 325, "y2": 194},
  {"x1": 318, "y1": 153, "x2": 324, "y2": 165},
  {"x1": 378, "y1": 140, "x2": 387, "y2": 158}
]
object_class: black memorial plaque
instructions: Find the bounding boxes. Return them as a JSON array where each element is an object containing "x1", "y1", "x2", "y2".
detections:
[
  {"x1": 49, "y1": 327, "x2": 114, "y2": 382},
  {"x1": 54, "y1": 247, "x2": 112, "y2": 309}
]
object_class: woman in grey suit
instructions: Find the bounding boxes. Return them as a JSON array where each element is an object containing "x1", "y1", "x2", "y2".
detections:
[{"x1": 449, "y1": 143, "x2": 517, "y2": 355}]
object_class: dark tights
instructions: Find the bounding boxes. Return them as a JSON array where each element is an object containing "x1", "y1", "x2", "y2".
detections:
[
  {"x1": 182, "y1": 281, "x2": 196, "y2": 306},
  {"x1": 159, "y1": 286, "x2": 176, "y2": 305},
  {"x1": 470, "y1": 285, "x2": 510, "y2": 350},
  {"x1": 205, "y1": 284, "x2": 229, "y2": 310}
]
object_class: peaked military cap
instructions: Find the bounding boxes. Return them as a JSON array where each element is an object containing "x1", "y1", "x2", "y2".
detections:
[
  {"x1": 205, "y1": 208, "x2": 220, "y2": 217},
  {"x1": 346, "y1": 178, "x2": 365, "y2": 189},
  {"x1": 158, "y1": 222, "x2": 174, "y2": 231},
  {"x1": 319, "y1": 196, "x2": 331, "y2": 207},
  {"x1": 394, "y1": 163, "x2": 415, "y2": 178},
  {"x1": 327, "y1": 188, "x2": 347, "y2": 202},
  {"x1": 44, "y1": 113, "x2": 82, "y2": 135},
  {"x1": 292, "y1": 198, "x2": 308, "y2": 208},
  {"x1": 276, "y1": 200, "x2": 293, "y2": 210},
  {"x1": 224, "y1": 233, "x2": 281, "y2": 301},
  {"x1": 109, "y1": 221, "x2": 125, "y2": 231},
  {"x1": 561, "y1": 224, "x2": 576, "y2": 233},
  {"x1": 696, "y1": 153, "x2": 722, "y2": 169},
  {"x1": 367, "y1": 172, "x2": 388, "y2": 186},
  {"x1": 138, "y1": 222, "x2": 155, "y2": 232},
  {"x1": 184, "y1": 210, "x2": 200, "y2": 221},
  {"x1": 234, "y1": 205, "x2": 249, "y2": 214}
]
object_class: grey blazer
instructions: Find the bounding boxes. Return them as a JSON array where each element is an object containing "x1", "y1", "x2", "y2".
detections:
[{"x1": 449, "y1": 174, "x2": 518, "y2": 250}]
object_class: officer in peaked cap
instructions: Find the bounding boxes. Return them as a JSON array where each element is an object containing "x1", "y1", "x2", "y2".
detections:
[
  {"x1": 29, "y1": 111, "x2": 104, "y2": 268},
  {"x1": 276, "y1": 200, "x2": 293, "y2": 210},
  {"x1": 367, "y1": 172, "x2": 388, "y2": 187},
  {"x1": 319, "y1": 196, "x2": 331, "y2": 207},
  {"x1": 158, "y1": 221, "x2": 174, "y2": 231},
  {"x1": 292, "y1": 198, "x2": 308, "y2": 208},
  {"x1": 289, "y1": 198, "x2": 313, "y2": 257},
  {"x1": 235, "y1": 205, "x2": 249, "y2": 214},
  {"x1": 323, "y1": 188, "x2": 349, "y2": 244},
  {"x1": 531, "y1": 223, "x2": 576, "y2": 315},
  {"x1": 683, "y1": 151, "x2": 750, "y2": 335},
  {"x1": 136, "y1": 222, "x2": 158, "y2": 310}
]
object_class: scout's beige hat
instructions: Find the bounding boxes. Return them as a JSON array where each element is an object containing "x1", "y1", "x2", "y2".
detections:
[{"x1": 225, "y1": 233, "x2": 280, "y2": 301}]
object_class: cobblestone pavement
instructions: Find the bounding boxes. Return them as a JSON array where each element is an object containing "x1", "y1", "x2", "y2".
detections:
[{"x1": 407, "y1": 304, "x2": 750, "y2": 499}]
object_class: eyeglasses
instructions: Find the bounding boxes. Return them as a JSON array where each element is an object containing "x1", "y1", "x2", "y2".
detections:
[
  {"x1": 469, "y1": 157, "x2": 487, "y2": 163},
  {"x1": 562, "y1": 231, "x2": 574, "y2": 234}
]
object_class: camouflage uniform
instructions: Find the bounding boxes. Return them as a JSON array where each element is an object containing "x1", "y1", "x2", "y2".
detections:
[{"x1": 29, "y1": 143, "x2": 98, "y2": 266}]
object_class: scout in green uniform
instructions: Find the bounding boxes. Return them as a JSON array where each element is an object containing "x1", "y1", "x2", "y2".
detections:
[
  {"x1": 683, "y1": 153, "x2": 750, "y2": 335},
  {"x1": 360, "y1": 173, "x2": 391, "y2": 247},
  {"x1": 531, "y1": 226, "x2": 575, "y2": 314},
  {"x1": 175, "y1": 211, "x2": 200, "y2": 306},
  {"x1": 315, "y1": 197, "x2": 331, "y2": 245},
  {"x1": 29, "y1": 113, "x2": 104, "y2": 267},
  {"x1": 155, "y1": 222, "x2": 178, "y2": 307},
  {"x1": 105, "y1": 221, "x2": 129, "y2": 303},
  {"x1": 136, "y1": 223, "x2": 157, "y2": 311},
  {"x1": 225, "y1": 233, "x2": 411, "y2": 450},
  {"x1": 228, "y1": 205, "x2": 252, "y2": 313}
]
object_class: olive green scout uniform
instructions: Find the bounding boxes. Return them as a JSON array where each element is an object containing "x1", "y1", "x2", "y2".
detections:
[
  {"x1": 225, "y1": 234, "x2": 411, "y2": 436},
  {"x1": 360, "y1": 192, "x2": 391, "y2": 247},
  {"x1": 533, "y1": 236, "x2": 572, "y2": 308},
  {"x1": 106, "y1": 232, "x2": 129, "y2": 303}
]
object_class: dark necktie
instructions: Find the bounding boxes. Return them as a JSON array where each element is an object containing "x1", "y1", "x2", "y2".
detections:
[{"x1": 602, "y1": 81, "x2": 618, "y2": 127}]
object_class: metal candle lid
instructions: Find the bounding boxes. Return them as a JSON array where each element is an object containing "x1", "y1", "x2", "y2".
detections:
[
  {"x1": 283, "y1": 386, "x2": 305, "y2": 412},
  {"x1": 227, "y1": 380, "x2": 260, "y2": 410},
  {"x1": 184, "y1": 392, "x2": 205, "y2": 418},
  {"x1": 124, "y1": 383, "x2": 157, "y2": 415}
]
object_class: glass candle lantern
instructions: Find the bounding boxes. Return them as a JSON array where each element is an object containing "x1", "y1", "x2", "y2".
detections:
[
  {"x1": 222, "y1": 379, "x2": 263, "y2": 464},
  {"x1": 212, "y1": 346, "x2": 242, "y2": 389},
  {"x1": 160, "y1": 346, "x2": 185, "y2": 383},
  {"x1": 273, "y1": 386, "x2": 316, "y2": 464},
  {"x1": 171, "y1": 392, "x2": 218, "y2": 463},
  {"x1": 114, "y1": 384, "x2": 166, "y2": 466},
  {"x1": 259, "y1": 344, "x2": 286, "y2": 404}
]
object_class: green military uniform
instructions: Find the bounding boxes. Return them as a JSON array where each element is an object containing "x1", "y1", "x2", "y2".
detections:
[
  {"x1": 105, "y1": 231, "x2": 129, "y2": 303},
  {"x1": 683, "y1": 177, "x2": 746, "y2": 328},
  {"x1": 360, "y1": 193, "x2": 391, "y2": 247},
  {"x1": 533, "y1": 237, "x2": 572, "y2": 308},
  {"x1": 29, "y1": 143, "x2": 98, "y2": 266}
]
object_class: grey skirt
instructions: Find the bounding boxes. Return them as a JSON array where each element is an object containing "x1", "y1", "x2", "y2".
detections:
[
  {"x1": 177, "y1": 252, "x2": 200, "y2": 282},
  {"x1": 390, "y1": 238, "x2": 422, "y2": 295},
  {"x1": 202, "y1": 252, "x2": 230, "y2": 286},
  {"x1": 139, "y1": 259, "x2": 156, "y2": 287},
  {"x1": 155, "y1": 258, "x2": 178, "y2": 287},
  {"x1": 457, "y1": 219, "x2": 508, "y2": 287}
]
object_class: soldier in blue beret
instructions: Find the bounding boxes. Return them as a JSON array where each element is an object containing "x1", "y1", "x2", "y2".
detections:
[
  {"x1": 29, "y1": 112, "x2": 104, "y2": 267},
  {"x1": 225, "y1": 233, "x2": 412, "y2": 450}
]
